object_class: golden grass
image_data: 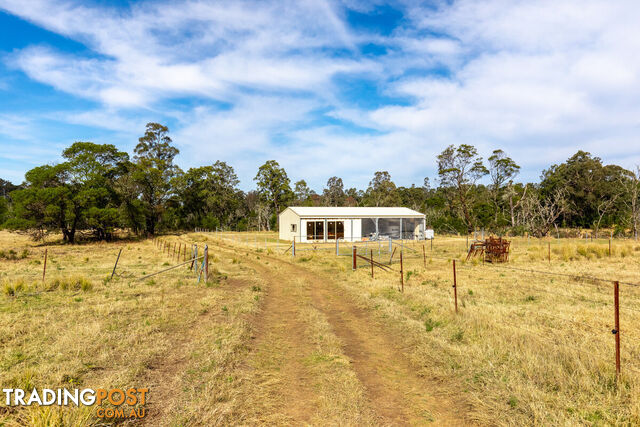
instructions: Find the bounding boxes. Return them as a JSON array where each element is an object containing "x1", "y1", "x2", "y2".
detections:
[
  {"x1": 0, "y1": 231, "x2": 264, "y2": 425},
  {"x1": 2, "y1": 229, "x2": 640, "y2": 425},
  {"x1": 220, "y1": 232, "x2": 640, "y2": 425}
]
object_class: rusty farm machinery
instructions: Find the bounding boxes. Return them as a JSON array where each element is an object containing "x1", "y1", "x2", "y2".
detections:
[{"x1": 466, "y1": 236, "x2": 510, "y2": 263}]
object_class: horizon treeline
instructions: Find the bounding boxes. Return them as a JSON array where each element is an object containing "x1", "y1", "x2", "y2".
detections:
[{"x1": 1, "y1": 122, "x2": 639, "y2": 243}]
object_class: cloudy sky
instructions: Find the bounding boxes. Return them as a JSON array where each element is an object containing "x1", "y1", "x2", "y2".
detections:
[{"x1": 1, "y1": 0, "x2": 639, "y2": 191}]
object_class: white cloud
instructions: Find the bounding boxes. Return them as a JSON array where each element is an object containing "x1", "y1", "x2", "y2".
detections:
[
  {"x1": 2, "y1": 0, "x2": 372, "y2": 109},
  {"x1": 0, "y1": 114, "x2": 34, "y2": 141},
  {"x1": 3, "y1": 0, "x2": 640, "y2": 188},
  {"x1": 357, "y1": 0, "x2": 640, "y2": 181}
]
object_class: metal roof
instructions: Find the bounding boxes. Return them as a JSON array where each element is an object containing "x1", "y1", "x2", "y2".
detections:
[{"x1": 283, "y1": 206, "x2": 425, "y2": 218}]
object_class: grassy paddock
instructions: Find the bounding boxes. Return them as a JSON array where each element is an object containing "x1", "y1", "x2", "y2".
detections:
[
  {"x1": 220, "y1": 231, "x2": 640, "y2": 424},
  {"x1": 0, "y1": 231, "x2": 264, "y2": 425},
  {"x1": 2, "y1": 229, "x2": 640, "y2": 425}
]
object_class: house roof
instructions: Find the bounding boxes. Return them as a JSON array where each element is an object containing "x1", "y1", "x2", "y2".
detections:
[{"x1": 283, "y1": 206, "x2": 425, "y2": 218}]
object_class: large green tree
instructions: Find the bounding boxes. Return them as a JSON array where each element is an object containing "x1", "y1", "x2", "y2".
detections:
[
  {"x1": 540, "y1": 151, "x2": 627, "y2": 229},
  {"x1": 487, "y1": 149, "x2": 520, "y2": 225},
  {"x1": 8, "y1": 143, "x2": 129, "y2": 242},
  {"x1": 62, "y1": 142, "x2": 130, "y2": 240},
  {"x1": 133, "y1": 123, "x2": 181, "y2": 235},
  {"x1": 175, "y1": 161, "x2": 241, "y2": 228},
  {"x1": 293, "y1": 180, "x2": 314, "y2": 205},
  {"x1": 437, "y1": 144, "x2": 488, "y2": 232},
  {"x1": 323, "y1": 176, "x2": 345, "y2": 206},
  {"x1": 254, "y1": 160, "x2": 292, "y2": 217},
  {"x1": 7, "y1": 165, "x2": 68, "y2": 240},
  {"x1": 365, "y1": 171, "x2": 399, "y2": 206}
]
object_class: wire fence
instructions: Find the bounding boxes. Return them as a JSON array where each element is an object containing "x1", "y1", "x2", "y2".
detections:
[
  {"x1": 206, "y1": 229, "x2": 640, "y2": 381},
  {"x1": 3, "y1": 230, "x2": 639, "y2": 381}
]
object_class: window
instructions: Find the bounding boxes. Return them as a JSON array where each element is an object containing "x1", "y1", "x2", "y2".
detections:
[
  {"x1": 328, "y1": 221, "x2": 336, "y2": 239},
  {"x1": 327, "y1": 221, "x2": 344, "y2": 240},
  {"x1": 306, "y1": 221, "x2": 324, "y2": 240},
  {"x1": 291, "y1": 224, "x2": 297, "y2": 232}
]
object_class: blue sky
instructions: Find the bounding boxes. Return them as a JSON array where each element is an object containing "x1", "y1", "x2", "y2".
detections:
[{"x1": 1, "y1": 0, "x2": 640, "y2": 191}]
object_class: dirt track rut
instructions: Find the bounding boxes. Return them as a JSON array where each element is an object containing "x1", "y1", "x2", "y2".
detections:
[{"x1": 225, "y1": 244, "x2": 469, "y2": 425}]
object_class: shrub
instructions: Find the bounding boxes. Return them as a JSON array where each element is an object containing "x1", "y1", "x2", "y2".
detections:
[
  {"x1": 3, "y1": 282, "x2": 14, "y2": 296},
  {"x1": 49, "y1": 277, "x2": 93, "y2": 291},
  {"x1": 77, "y1": 278, "x2": 93, "y2": 292},
  {"x1": 576, "y1": 245, "x2": 587, "y2": 257},
  {"x1": 424, "y1": 317, "x2": 442, "y2": 332},
  {"x1": 14, "y1": 279, "x2": 24, "y2": 293},
  {"x1": 451, "y1": 329, "x2": 465, "y2": 342}
]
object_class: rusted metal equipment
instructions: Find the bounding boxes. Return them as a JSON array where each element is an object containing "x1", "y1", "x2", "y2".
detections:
[
  {"x1": 466, "y1": 236, "x2": 510, "y2": 262},
  {"x1": 466, "y1": 241, "x2": 485, "y2": 261}
]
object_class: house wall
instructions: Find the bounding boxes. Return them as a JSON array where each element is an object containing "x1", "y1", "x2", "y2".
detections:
[
  {"x1": 348, "y1": 219, "x2": 362, "y2": 242},
  {"x1": 278, "y1": 209, "x2": 300, "y2": 241},
  {"x1": 277, "y1": 211, "x2": 424, "y2": 242}
]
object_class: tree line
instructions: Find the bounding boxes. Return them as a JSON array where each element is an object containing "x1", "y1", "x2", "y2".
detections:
[{"x1": 1, "y1": 122, "x2": 638, "y2": 242}]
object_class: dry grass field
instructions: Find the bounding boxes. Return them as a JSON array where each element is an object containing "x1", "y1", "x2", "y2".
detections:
[{"x1": 1, "y1": 230, "x2": 639, "y2": 425}]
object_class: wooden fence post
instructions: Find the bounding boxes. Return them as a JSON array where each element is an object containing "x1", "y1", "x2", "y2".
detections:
[
  {"x1": 110, "y1": 248, "x2": 122, "y2": 280},
  {"x1": 204, "y1": 245, "x2": 209, "y2": 283},
  {"x1": 613, "y1": 280, "x2": 621, "y2": 377},
  {"x1": 400, "y1": 250, "x2": 404, "y2": 292},
  {"x1": 42, "y1": 248, "x2": 48, "y2": 282},
  {"x1": 422, "y1": 244, "x2": 426, "y2": 268},
  {"x1": 195, "y1": 245, "x2": 199, "y2": 274},
  {"x1": 292, "y1": 237, "x2": 296, "y2": 257},
  {"x1": 609, "y1": 239, "x2": 612, "y2": 257},
  {"x1": 191, "y1": 244, "x2": 197, "y2": 271},
  {"x1": 370, "y1": 249, "x2": 374, "y2": 278},
  {"x1": 352, "y1": 246, "x2": 357, "y2": 270},
  {"x1": 453, "y1": 259, "x2": 458, "y2": 313}
]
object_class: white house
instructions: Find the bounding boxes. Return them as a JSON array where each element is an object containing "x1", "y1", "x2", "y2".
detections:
[{"x1": 278, "y1": 206, "x2": 427, "y2": 242}]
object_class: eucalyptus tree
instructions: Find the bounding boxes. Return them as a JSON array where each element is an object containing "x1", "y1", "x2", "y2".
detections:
[
  {"x1": 437, "y1": 144, "x2": 488, "y2": 232},
  {"x1": 254, "y1": 160, "x2": 293, "y2": 216},
  {"x1": 488, "y1": 149, "x2": 520, "y2": 225},
  {"x1": 133, "y1": 123, "x2": 181, "y2": 234},
  {"x1": 323, "y1": 176, "x2": 345, "y2": 206}
]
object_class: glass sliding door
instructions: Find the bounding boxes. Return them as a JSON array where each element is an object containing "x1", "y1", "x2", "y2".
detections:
[
  {"x1": 327, "y1": 221, "x2": 336, "y2": 239},
  {"x1": 306, "y1": 220, "x2": 344, "y2": 240},
  {"x1": 326, "y1": 221, "x2": 345, "y2": 240}
]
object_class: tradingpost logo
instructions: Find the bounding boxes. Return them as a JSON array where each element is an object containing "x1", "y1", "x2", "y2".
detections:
[{"x1": 2, "y1": 387, "x2": 149, "y2": 419}]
